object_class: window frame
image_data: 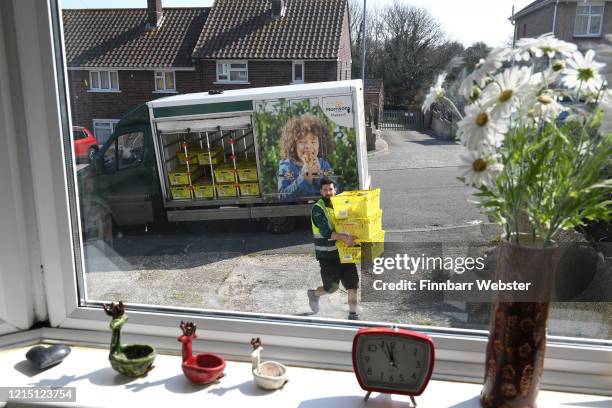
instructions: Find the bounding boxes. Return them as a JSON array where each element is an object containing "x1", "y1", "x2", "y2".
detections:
[
  {"x1": 215, "y1": 60, "x2": 249, "y2": 84},
  {"x1": 574, "y1": 2, "x2": 605, "y2": 37},
  {"x1": 88, "y1": 69, "x2": 120, "y2": 92},
  {"x1": 0, "y1": 0, "x2": 610, "y2": 397},
  {"x1": 153, "y1": 70, "x2": 176, "y2": 93},
  {"x1": 292, "y1": 60, "x2": 305, "y2": 84}
]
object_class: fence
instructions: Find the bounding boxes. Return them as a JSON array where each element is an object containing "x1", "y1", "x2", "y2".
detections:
[{"x1": 381, "y1": 110, "x2": 424, "y2": 129}]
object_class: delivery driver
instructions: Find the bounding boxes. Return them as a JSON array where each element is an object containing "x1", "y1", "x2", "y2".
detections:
[{"x1": 307, "y1": 178, "x2": 360, "y2": 320}]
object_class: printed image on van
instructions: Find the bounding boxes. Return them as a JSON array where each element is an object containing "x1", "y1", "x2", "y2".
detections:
[{"x1": 254, "y1": 98, "x2": 359, "y2": 202}]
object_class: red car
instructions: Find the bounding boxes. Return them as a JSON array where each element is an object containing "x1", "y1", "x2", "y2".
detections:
[{"x1": 72, "y1": 126, "x2": 100, "y2": 163}]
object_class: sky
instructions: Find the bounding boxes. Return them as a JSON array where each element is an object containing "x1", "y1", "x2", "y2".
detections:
[{"x1": 61, "y1": 0, "x2": 535, "y2": 47}]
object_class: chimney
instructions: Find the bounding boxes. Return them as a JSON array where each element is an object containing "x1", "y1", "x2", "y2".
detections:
[
  {"x1": 271, "y1": 0, "x2": 285, "y2": 19},
  {"x1": 147, "y1": 0, "x2": 163, "y2": 28}
]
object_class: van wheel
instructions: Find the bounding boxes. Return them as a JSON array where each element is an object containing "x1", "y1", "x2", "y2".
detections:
[
  {"x1": 88, "y1": 146, "x2": 98, "y2": 163},
  {"x1": 265, "y1": 217, "x2": 297, "y2": 234}
]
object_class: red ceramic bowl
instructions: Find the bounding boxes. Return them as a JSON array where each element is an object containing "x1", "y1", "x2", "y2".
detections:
[{"x1": 181, "y1": 353, "x2": 226, "y2": 384}]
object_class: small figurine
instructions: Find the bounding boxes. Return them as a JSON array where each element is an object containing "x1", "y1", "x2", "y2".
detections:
[
  {"x1": 178, "y1": 321, "x2": 226, "y2": 384},
  {"x1": 250, "y1": 337, "x2": 288, "y2": 390},
  {"x1": 103, "y1": 301, "x2": 156, "y2": 377}
]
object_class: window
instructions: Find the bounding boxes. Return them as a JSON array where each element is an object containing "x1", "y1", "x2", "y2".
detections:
[
  {"x1": 89, "y1": 70, "x2": 119, "y2": 91},
  {"x1": 154, "y1": 70, "x2": 176, "y2": 92},
  {"x1": 117, "y1": 131, "x2": 145, "y2": 169},
  {"x1": 216, "y1": 61, "x2": 248, "y2": 82},
  {"x1": 292, "y1": 61, "x2": 304, "y2": 83},
  {"x1": 92, "y1": 119, "x2": 119, "y2": 145},
  {"x1": 575, "y1": 3, "x2": 604, "y2": 36},
  {"x1": 72, "y1": 129, "x2": 88, "y2": 140},
  {"x1": 0, "y1": 0, "x2": 610, "y2": 394}
]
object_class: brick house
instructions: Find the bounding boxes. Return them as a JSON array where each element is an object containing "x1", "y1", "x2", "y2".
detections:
[
  {"x1": 511, "y1": 0, "x2": 611, "y2": 45},
  {"x1": 63, "y1": 0, "x2": 352, "y2": 144}
]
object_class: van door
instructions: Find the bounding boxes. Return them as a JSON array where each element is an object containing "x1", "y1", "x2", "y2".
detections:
[{"x1": 99, "y1": 127, "x2": 155, "y2": 226}]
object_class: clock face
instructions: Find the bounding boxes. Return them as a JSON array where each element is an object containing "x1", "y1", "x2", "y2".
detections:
[{"x1": 352, "y1": 328, "x2": 434, "y2": 396}]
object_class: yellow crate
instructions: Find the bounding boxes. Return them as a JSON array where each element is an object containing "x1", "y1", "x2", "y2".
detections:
[
  {"x1": 214, "y1": 163, "x2": 236, "y2": 183},
  {"x1": 167, "y1": 165, "x2": 203, "y2": 186},
  {"x1": 331, "y1": 188, "x2": 381, "y2": 219},
  {"x1": 177, "y1": 151, "x2": 199, "y2": 165},
  {"x1": 216, "y1": 183, "x2": 238, "y2": 197},
  {"x1": 239, "y1": 182, "x2": 260, "y2": 196},
  {"x1": 196, "y1": 146, "x2": 224, "y2": 165},
  {"x1": 170, "y1": 185, "x2": 192, "y2": 200},
  {"x1": 337, "y1": 230, "x2": 385, "y2": 264},
  {"x1": 193, "y1": 179, "x2": 215, "y2": 199},
  {"x1": 335, "y1": 210, "x2": 383, "y2": 241},
  {"x1": 236, "y1": 161, "x2": 258, "y2": 182}
]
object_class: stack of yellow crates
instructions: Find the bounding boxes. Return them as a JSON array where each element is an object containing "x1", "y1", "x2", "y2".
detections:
[{"x1": 332, "y1": 188, "x2": 384, "y2": 264}]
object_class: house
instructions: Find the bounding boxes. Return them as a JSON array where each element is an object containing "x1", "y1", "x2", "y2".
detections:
[
  {"x1": 63, "y1": 0, "x2": 352, "y2": 143},
  {"x1": 364, "y1": 78, "x2": 384, "y2": 128},
  {"x1": 511, "y1": 0, "x2": 611, "y2": 45}
]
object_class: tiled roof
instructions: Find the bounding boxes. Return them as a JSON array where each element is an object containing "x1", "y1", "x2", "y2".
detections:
[
  {"x1": 192, "y1": 0, "x2": 347, "y2": 60},
  {"x1": 63, "y1": 8, "x2": 210, "y2": 68},
  {"x1": 364, "y1": 78, "x2": 383, "y2": 94},
  {"x1": 511, "y1": 0, "x2": 551, "y2": 20}
]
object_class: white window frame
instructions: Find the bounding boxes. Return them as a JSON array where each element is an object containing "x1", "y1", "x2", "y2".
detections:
[
  {"x1": 574, "y1": 2, "x2": 605, "y2": 37},
  {"x1": 215, "y1": 60, "x2": 249, "y2": 84},
  {"x1": 0, "y1": 0, "x2": 611, "y2": 397},
  {"x1": 88, "y1": 70, "x2": 120, "y2": 92},
  {"x1": 92, "y1": 119, "x2": 120, "y2": 144},
  {"x1": 153, "y1": 70, "x2": 176, "y2": 93},
  {"x1": 292, "y1": 60, "x2": 305, "y2": 84}
]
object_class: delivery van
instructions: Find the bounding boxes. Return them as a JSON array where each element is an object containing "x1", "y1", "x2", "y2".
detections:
[{"x1": 78, "y1": 80, "x2": 370, "y2": 236}]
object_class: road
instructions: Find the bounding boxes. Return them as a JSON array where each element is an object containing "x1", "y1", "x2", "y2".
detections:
[{"x1": 83, "y1": 130, "x2": 498, "y2": 329}]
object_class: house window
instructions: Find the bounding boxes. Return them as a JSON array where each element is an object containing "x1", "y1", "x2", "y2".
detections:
[
  {"x1": 154, "y1": 71, "x2": 176, "y2": 92},
  {"x1": 292, "y1": 61, "x2": 304, "y2": 83},
  {"x1": 575, "y1": 3, "x2": 604, "y2": 36},
  {"x1": 216, "y1": 61, "x2": 248, "y2": 82},
  {"x1": 89, "y1": 70, "x2": 119, "y2": 91},
  {"x1": 92, "y1": 119, "x2": 119, "y2": 145}
]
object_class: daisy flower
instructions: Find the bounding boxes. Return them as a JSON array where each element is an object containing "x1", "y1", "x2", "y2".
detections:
[
  {"x1": 458, "y1": 152, "x2": 503, "y2": 188},
  {"x1": 482, "y1": 66, "x2": 532, "y2": 118},
  {"x1": 422, "y1": 73, "x2": 447, "y2": 113},
  {"x1": 517, "y1": 34, "x2": 577, "y2": 59},
  {"x1": 531, "y1": 93, "x2": 564, "y2": 123},
  {"x1": 562, "y1": 50, "x2": 605, "y2": 93},
  {"x1": 458, "y1": 104, "x2": 509, "y2": 152}
]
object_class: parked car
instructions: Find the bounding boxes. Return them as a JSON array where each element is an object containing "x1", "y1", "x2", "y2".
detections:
[{"x1": 72, "y1": 126, "x2": 99, "y2": 163}]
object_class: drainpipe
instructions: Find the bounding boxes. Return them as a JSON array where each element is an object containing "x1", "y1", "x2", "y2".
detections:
[{"x1": 552, "y1": 0, "x2": 560, "y2": 36}]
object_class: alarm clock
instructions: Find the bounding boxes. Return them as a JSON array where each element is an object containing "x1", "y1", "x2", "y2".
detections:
[{"x1": 352, "y1": 326, "x2": 435, "y2": 405}]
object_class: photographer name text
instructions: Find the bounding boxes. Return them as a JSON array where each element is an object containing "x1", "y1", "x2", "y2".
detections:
[{"x1": 372, "y1": 279, "x2": 532, "y2": 291}]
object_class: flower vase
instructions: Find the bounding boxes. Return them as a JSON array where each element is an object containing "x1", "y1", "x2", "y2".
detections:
[{"x1": 480, "y1": 238, "x2": 559, "y2": 408}]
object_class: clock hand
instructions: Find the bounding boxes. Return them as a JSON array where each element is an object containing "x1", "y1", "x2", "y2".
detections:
[{"x1": 385, "y1": 344, "x2": 396, "y2": 368}]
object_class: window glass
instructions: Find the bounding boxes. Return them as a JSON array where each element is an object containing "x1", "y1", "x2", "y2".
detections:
[
  {"x1": 100, "y1": 71, "x2": 109, "y2": 89},
  {"x1": 165, "y1": 71, "x2": 175, "y2": 90},
  {"x1": 73, "y1": 130, "x2": 87, "y2": 140},
  {"x1": 58, "y1": 0, "x2": 611, "y2": 343},
  {"x1": 117, "y1": 131, "x2": 145, "y2": 169},
  {"x1": 590, "y1": 5, "x2": 604, "y2": 14}
]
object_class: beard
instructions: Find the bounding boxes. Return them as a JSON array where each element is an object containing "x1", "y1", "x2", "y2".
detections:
[{"x1": 322, "y1": 196, "x2": 332, "y2": 205}]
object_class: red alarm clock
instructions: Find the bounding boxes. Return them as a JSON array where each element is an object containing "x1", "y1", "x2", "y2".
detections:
[{"x1": 352, "y1": 326, "x2": 435, "y2": 405}]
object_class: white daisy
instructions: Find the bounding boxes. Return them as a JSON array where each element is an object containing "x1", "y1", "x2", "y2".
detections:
[
  {"x1": 458, "y1": 152, "x2": 503, "y2": 188},
  {"x1": 458, "y1": 104, "x2": 509, "y2": 153},
  {"x1": 531, "y1": 93, "x2": 564, "y2": 123},
  {"x1": 517, "y1": 34, "x2": 577, "y2": 59},
  {"x1": 422, "y1": 73, "x2": 447, "y2": 113},
  {"x1": 482, "y1": 66, "x2": 532, "y2": 118},
  {"x1": 562, "y1": 50, "x2": 605, "y2": 93}
]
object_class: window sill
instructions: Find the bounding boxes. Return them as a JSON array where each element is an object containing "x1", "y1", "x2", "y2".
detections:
[
  {"x1": 152, "y1": 90, "x2": 178, "y2": 94},
  {"x1": 86, "y1": 90, "x2": 121, "y2": 93},
  {"x1": 290, "y1": 82, "x2": 305, "y2": 85},
  {"x1": 573, "y1": 34, "x2": 602, "y2": 38},
  {"x1": 213, "y1": 81, "x2": 250, "y2": 85},
  {"x1": 1, "y1": 335, "x2": 610, "y2": 408}
]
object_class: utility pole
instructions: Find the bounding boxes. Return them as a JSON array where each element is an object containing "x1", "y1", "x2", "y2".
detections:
[{"x1": 361, "y1": 0, "x2": 366, "y2": 81}]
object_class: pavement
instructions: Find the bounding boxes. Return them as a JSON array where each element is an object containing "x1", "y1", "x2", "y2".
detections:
[{"x1": 81, "y1": 129, "x2": 612, "y2": 338}]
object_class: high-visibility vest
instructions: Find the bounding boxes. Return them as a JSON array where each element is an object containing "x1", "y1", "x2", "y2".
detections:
[{"x1": 311, "y1": 199, "x2": 338, "y2": 258}]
